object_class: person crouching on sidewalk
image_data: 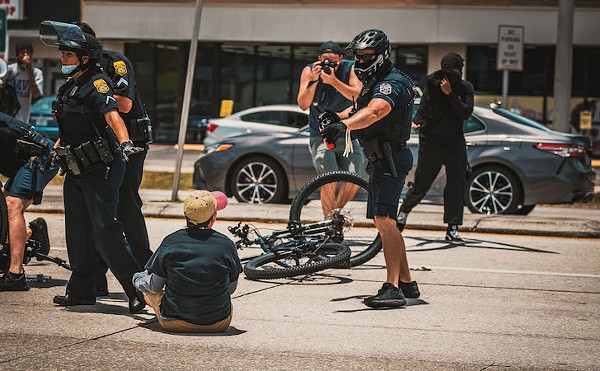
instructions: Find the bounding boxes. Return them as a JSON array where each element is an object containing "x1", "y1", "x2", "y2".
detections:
[{"x1": 133, "y1": 190, "x2": 242, "y2": 333}]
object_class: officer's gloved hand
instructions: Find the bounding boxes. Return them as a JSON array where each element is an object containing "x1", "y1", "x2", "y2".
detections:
[
  {"x1": 44, "y1": 149, "x2": 58, "y2": 172},
  {"x1": 120, "y1": 140, "x2": 144, "y2": 161}
]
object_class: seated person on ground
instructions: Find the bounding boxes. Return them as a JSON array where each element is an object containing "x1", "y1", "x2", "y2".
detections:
[{"x1": 133, "y1": 190, "x2": 242, "y2": 333}]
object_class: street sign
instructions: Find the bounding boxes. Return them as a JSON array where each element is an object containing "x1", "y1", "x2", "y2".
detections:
[
  {"x1": 497, "y1": 25, "x2": 524, "y2": 71},
  {"x1": 0, "y1": 0, "x2": 24, "y2": 21},
  {"x1": 220, "y1": 100, "x2": 233, "y2": 117}
]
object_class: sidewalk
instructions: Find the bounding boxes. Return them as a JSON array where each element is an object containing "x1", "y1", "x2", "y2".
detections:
[{"x1": 29, "y1": 185, "x2": 600, "y2": 238}]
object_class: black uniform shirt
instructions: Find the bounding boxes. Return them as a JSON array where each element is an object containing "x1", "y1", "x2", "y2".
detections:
[
  {"x1": 98, "y1": 51, "x2": 144, "y2": 123},
  {"x1": 55, "y1": 69, "x2": 118, "y2": 146}
]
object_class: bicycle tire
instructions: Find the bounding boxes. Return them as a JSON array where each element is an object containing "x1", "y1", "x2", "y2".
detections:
[
  {"x1": 289, "y1": 171, "x2": 382, "y2": 267},
  {"x1": 244, "y1": 242, "x2": 350, "y2": 280},
  {"x1": 0, "y1": 193, "x2": 8, "y2": 246}
]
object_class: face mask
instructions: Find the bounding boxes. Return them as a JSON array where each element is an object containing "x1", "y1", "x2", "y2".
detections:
[{"x1": 61, "y1": 65, "x2": 77, "y2": 75}]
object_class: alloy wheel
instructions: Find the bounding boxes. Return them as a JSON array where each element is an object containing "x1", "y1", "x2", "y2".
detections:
[{"x1": 468, "y1": 170, "x2": 514, "y2": 214}]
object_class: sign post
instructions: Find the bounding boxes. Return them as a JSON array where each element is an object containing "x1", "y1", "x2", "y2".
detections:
[{"x1": 497, "y1": 25, "x2": 524, "y2": 108}]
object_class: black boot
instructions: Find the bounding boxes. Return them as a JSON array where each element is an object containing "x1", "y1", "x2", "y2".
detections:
[
  {"x1": 128, "y1": 290, "x2": 146, "y2": 313},
  {"x1": 445, "y1": 225, "x2": 465, "y2": 246}
]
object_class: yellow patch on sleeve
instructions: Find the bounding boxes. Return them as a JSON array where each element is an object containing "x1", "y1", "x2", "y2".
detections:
[
  {"x1": 113, "y1": 60, "x2": 128, "y2": 76},
  {"x1": 93, "y1": 78, "x2": 110, "y2": 94}
]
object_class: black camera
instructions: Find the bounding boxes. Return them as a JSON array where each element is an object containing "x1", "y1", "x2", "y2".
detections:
[{"x1": 320, "y1": 60, "x2": 338, "y2": 74}]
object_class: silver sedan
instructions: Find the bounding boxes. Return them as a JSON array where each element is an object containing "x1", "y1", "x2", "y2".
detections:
[{"x1": 193, "y1": 104, "x2": 595, "y2": 215}]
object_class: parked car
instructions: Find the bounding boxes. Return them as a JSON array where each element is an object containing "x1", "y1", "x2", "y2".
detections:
[
  {"x1": 193, "y1": 103, "x2": 595, "y2": 214},
  {"x1": 203, "y1": 104, "x2": 308, "y2": 146},
  {"x1": 29, "y1": 95, "x2": 59, "y2": 141}
]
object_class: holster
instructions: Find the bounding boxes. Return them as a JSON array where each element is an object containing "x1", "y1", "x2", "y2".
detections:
[{"x1": 55, "y1": 135, "x2": 117, "y2": 176}]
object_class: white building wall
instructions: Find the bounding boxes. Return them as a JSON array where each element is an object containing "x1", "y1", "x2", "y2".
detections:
[{"x1": 83, "y1": 3, "x2": 600, "y2": 46}]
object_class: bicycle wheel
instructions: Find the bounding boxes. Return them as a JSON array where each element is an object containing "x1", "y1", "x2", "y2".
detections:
[
  {"x1": 289, "y1": 171, "x2": 382, "y2": 267},
  {"x1": 244, "y1": 242, "x2": 350, "y2": 280}
]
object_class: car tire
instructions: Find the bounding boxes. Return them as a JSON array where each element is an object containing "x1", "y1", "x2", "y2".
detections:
[
  {"x1": 230, "y1": 156, "x2": 287, "y2": 204},
  {"x1": 466, "y1": 165, "x2": 522, "y2": 215}
]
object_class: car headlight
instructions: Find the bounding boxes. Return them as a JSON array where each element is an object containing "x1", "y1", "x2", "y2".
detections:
[{"x1": 205, "y1": 143, "x2": 234, "y2": 154}]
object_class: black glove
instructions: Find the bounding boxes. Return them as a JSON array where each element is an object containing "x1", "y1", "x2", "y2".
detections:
[
  {"x1": 320, "y1": 121, "x2": 347, "y2": 144},
  {"x1": 120, "y1": 140, "x2": 144, "y2": 161},
  {"x1": 318, "y1": 110, "x2": 340, "y2": 128},
  {"x1": 44, "y1": 149, "x2": 58, "y2": 172}
]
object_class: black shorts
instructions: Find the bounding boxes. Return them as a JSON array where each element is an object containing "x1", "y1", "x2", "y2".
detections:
[{"x1": 366, "y1": 147, "x2": 413, "y2": 219}]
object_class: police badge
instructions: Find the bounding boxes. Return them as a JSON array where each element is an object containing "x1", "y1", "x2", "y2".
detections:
[
  {"x1": 379, "y1": 83, "x2": 392, "y2": 95},
  {"x1": 113, "y1": 60, "x2": 128, "y2": 76},
  {"x1": 93, "y1": 79, "x2": 110, "y2": 94}
]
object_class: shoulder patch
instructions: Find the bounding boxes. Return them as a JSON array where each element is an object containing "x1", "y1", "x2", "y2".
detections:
[
  {"x1": 93, "y1": 79, "x2": 110, "y2": 94},
  {"x1": 379, "y1": 82, "x2": 392, "y2": 95},
  {"x1": 113, "y1": 60, "x2": 128, "y2": 76}
]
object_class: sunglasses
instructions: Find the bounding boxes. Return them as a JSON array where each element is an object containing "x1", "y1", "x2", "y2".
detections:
[{"x1": 354, "y1": 53, "x2": 377, "y2": 62}]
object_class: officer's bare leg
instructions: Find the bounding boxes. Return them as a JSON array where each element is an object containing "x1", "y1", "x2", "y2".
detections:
[
  {"x1": 6, "y1": 196, "x2": 34, "y2": 274},
  {"x1": 374, "y1": 215, "x2": 412, "y2": 286}
]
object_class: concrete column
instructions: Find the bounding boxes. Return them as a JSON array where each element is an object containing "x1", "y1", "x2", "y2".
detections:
[{"x1": 552, "y1": 0, "x2": 574, "y2": 133}]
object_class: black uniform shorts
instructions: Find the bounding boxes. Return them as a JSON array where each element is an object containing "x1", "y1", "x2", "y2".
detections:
[{"x1": 366, "y1": 147, "x2": 413, "y2": 219}]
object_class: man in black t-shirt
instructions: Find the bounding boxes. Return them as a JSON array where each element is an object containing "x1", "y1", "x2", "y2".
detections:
[{"x1": 133, "y1": 190, "x2": 242, "y2": 333}]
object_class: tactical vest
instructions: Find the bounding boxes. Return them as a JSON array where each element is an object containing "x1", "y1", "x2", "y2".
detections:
[{"x1": 352, "y1": 69, "x2": 414, "y2": 147}]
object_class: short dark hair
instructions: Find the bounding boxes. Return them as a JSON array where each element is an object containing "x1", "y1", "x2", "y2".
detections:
[
  {"x1": 186, "y1": 216, "x2": 211, "y2": 229},
  {"x1": 15, "y1": 41, "x2": 33, "y2": 56},
  {"x1": 73, "y1": 21, "x2": 96, "y2": 37}
]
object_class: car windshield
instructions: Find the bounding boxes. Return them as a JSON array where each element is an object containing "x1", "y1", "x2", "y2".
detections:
[{"x1": 491, "y1": 107, "x2": 550, "y2": 132}]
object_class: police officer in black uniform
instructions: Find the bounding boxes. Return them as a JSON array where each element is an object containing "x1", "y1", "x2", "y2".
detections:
[
  {"x1": 40, "y1": 21, "x2": 145, "y2": 313},
  {"x1": 320, "y1": 29, "x2": 418, "y2": 308},
  {"x1": 73, "y1": 22, "x2": 153, "y2": 296}
]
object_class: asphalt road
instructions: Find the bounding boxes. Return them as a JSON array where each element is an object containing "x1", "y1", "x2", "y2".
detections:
[{"x1": 1, "y1": 212, "x2": 598, "y2": 370}]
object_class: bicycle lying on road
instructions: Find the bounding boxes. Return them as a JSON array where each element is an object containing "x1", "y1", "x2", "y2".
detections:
[
  {"x1": 228, "y1": 218, "x2": 351, "y2": 280},
  {"x1": 230, "y1": 171, "x2": 385, "y2": 280},
  {"x1": 0, "y1": 192, "x2": 71, "y2": 275}
]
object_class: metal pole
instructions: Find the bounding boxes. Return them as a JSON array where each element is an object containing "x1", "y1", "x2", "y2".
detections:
[
  {"x1": 501, "y1": 69, "x2": 509, "y2": 108},
  {"x1": 171, "y1": 0, "x2": 204, "y2": 201},
  {"x1": 552, "y1": 0, "x2": 574, "y2": 133}
]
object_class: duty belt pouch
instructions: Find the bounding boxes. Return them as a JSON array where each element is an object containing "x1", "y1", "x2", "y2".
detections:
[
  {"x1": 93, "y1": 136, "x2": 115, "y2": 165},
  {"x1": 361, "y1": 138, "x2": 385, "y2": 162},
  {"x1": 129, "y1": 115, "x2": 153, "y2": 144},
  {"x1": 30, "y1": 158, "x2": 45, "y2": 195},
  {"x1": 72, "y1": 145, "x2": 92, "y2": 168}
]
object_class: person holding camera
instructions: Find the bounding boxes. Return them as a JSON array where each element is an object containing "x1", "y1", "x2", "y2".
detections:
[
  {"x1": 73, "y1": 22, "x2": 153, "y2": 298},
  {"x1": 396, "y1": 52, "x2": 474, "y2": 245},
  {"x1": 40, "y1": 21, "x2": 145, "y2": 313},
  {"x1": 298, "y1": 41, "x2": 366, "y2": 176},
  {"x1": 298, "y1": 41, "x2": 366, "y2": 217},
  {"x1": 320, "y1": 29, "x2": 418, "y2": 308}
]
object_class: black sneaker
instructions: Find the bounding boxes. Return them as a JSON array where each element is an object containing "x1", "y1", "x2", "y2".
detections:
[
  {"x1": 0, "y1": 271, "x2": 30, "y2": 291},
  {"x1": 30, "y1": 218, "x2": 50, "y2": 259},
  {"x1": 445, "y1": 229, "x2": 465, "y2": 246},
  {"x1": 398, "y1": 280, "x2": 420, "y2": 299},
  {"x1": 364, "y1": 282, "x2": 406, "y2": 308},
  {"x1": 396, "y1": 211, "x2": 408, "y2": 232}
]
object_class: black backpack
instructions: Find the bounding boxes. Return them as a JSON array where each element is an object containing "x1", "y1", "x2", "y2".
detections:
[{"x1": 0, "y1": 75, "x2": 21, "y2": 117}]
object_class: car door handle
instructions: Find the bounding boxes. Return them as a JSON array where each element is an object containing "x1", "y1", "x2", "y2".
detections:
[{"x1": 466, "y1": 142, "x2": 477, "y2": 146}]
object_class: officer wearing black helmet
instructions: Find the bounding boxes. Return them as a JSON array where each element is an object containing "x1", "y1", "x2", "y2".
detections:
[
  {"x1": 320, "y1": 29, "x2": 418, "y2": 308},
  {"x1": 39, "y1": 21, "x2": 146, "y2": 313},
  {"x1": 73, "y1": 21, "x2": 153, "y2": 297}
]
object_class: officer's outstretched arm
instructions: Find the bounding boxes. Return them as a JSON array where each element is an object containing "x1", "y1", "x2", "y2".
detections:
[
  {"x1": 104, "y1": 109, "x2": 130, "y2": 144},
  {"x1": 341, "y1": 98, "x2": 391, "y2": 131}
]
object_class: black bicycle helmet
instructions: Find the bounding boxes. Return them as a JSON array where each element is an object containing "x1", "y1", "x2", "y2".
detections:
[{"x1": 346, "y1": 29, "x2": 391, "y2": 86}]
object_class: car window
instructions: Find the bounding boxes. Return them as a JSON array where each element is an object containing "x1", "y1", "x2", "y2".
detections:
[
  {"x1": 242, "y1": 111, "x2": 288, "y2": 126},
  {"x1": 288, "y1": 112, "x2": 308, "y2": 128},
  {"x1": 30, "y1": 96, "x2": 55, "y2": 114},
  {"x1": 464, "y1": 115, "x2": 486, "y2": 133}
]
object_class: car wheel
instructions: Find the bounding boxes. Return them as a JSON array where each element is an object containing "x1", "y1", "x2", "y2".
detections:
[
  {"x1": 466, "y1": 166, "x2": 522, "y2": 215},
  {"x1": 230, "y1": 156, "x2": 287, "y2": 204}
]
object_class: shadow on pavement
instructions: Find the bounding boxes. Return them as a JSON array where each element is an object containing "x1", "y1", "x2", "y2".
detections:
[
  {"x1": 25, "y1": 276, "x2": 68, "y2": 289},
  {"x1": 140, "y1": 321, "x2": 247, "y2": 336},
  {"x1": 406, "y1": 236, "x2": 558, "y2": 254}
]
